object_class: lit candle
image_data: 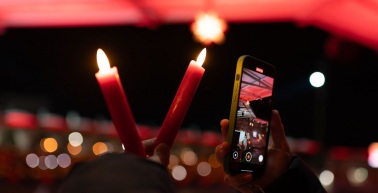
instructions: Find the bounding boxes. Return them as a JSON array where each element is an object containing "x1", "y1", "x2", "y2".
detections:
[
  {"x1": 95, "y1": 49, "x2": 145, "y2": 157},
  {"x1": 153, "y1": 48, "x2": 206, "y2": 152}
]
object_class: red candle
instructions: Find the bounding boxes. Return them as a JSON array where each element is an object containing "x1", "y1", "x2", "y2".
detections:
[
  {"x1": 95, "y1": 49, "x2": 145, "y2": 157},
  {"x1": 153, "y1": 48, "x2": 206, "y2": 151}
]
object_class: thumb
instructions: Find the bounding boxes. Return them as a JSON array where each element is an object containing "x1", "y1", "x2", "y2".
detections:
[
  {"x1": 153, "y1": 143, "x2": 171, "y2": 166},
  {"x1": 270, "y1": 110, "x2": 290, "y2": 152}
]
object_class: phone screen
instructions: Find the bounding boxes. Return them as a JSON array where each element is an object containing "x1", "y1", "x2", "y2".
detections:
[{"x1": 227, "y1": 56, "x2": 276, "y2": 174}]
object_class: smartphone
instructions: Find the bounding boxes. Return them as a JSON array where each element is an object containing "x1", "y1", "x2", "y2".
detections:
[{"x1": 224, "y1": 55, "x2": 277, "y2": 177}]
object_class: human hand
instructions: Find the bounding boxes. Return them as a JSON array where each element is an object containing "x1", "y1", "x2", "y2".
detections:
[
  {"x1": 143, "y1": 138, "x2": 170, "y2": 167},
  {"x1": 215, "y1": 110, "x2": 292, "y2": 193}
]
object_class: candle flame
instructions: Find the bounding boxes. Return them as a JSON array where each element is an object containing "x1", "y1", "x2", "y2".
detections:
[
  {"x1": 97, "y1": 48, "x2": 111, "y2": 73},
  {"x1": 196, "y1": 48, "x2": 206, "y2": 67}
]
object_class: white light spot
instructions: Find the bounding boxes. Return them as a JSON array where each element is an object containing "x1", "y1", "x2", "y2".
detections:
[
  {"x1": 68, "y1": 132, "x2": 83, "y2": 147},
  {"x1": 319, "y1": 170, "x2": 334, "y2": 186},
  {"x1": 57, "y1": 153, "x2": 71, "y2": 168},
  {"x1": 258, "y1": 155, "x2": 264, "y2": 162},
  {"x1": 180, "y1": 148, "x2": 198, "y2": 166},
  {"x1": 347, "y1": 167, "x2": 368, "y2": 185},
  {"x1": 45, "y1": 155, "x2": 58, "y2": 169},
  {"x1": 197, "y1": 162, "x2": 211, "y2": 176},
  {"x1": 309, "y1": 72, "x2": 325, "y2": 88},
  {"x1": 368, "y1": 143, "x2": 378, "y2": 168},
  {"x1": 26, "y1": 153, "x2": 39, "y2": 168},
  {"x1": 171, "y1": 165, "x2": 187, "y2": 181}
]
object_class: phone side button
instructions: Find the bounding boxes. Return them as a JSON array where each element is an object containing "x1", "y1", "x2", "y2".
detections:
[{"x1": 235, "y1": 74, "x2": 240, "y2": 81}]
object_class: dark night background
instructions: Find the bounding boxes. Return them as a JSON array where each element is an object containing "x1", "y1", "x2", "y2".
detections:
[{"x1": 0, "y1": 22, "x2": 377, "y2": 148}]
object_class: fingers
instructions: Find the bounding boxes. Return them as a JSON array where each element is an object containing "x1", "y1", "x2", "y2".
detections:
[
  {"x1": 154, "y1": 143, "x2": 170, "y2": 166},
  {"x1": 142, "y1": 138, "x2": 156, "y2": 155},
  {"x1": 215, "y1": 142, "x2": 230, "y2": 164},
  {"x1": 220, "y1": 119, "x2": 229, "y2": 140},
  {"x1": 216, "y1": 119, "x2": 230, "y2": 166},
  {"x1": 270, "y1": 110, "x2": 290, "y2": 152},
  {"x1": 147, "y1": 143, "x2": 170, "y2": 166},
  {"x1": 142, "y1": 138, "x2": 156, "y2": 147}
]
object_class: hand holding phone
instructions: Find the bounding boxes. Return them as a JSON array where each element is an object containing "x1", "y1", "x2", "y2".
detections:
[
  {"x1": 217, "y1": 110, "x2": 292, "y2": 192},
  {"x1": 224, "y1": 55, "x2": 277, "y2": 177}
]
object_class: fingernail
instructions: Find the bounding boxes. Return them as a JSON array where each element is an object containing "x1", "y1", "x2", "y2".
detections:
[{"x1": 218, "y1": 144, "x2": 225, "y2": 154}]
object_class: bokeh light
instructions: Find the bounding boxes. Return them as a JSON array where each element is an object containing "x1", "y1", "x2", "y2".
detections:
[
  {"x1": 57, "y1": 153, "x2": 71, "y2": 168},
  {"x1": 309, "y1": 71, "x2": 325, "y2": 88},
  {"x1": 319, "y1": 170, "x2": 334, "y2": 186},
  {"x1": 197, "y1": 162, "x2": 211, "y2": 177},
  {"x1": 191, "y1": 12, "x2": 227, "y2": 45},
  {"x1": 67, "y1": 143, "x2": 82, "y2": 156},
  {"x1": 92, "y1": 142, "x2": 108, "y2": 155},
  {"x1": 171, "y1": 165, "x2": 187, "y2": 181},
  {"x1": 368, "y1": 142, "x2": 378, "y2": 168},
  {"x1": 26, "y1": 153, "x2": 39, "y2": 168},
  {"x1": 180, "y1": 148, "x2": 198, "y2": 166},
  {"x1": 347, "y1": 167, "x2": 368, "y2": 185},
  {"x1": 41, "y1": 138, "x2": 58, "y2": 153},
  {"x1": 45, "y1": 155, "x2": 58, "y2": 169},
  {"x1": 68, "y1": 132, "x2": 83, "y2": 147}
]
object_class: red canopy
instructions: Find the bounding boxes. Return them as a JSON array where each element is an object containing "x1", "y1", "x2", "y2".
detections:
[
  {"x1": 0, "y1": 0, "x2": 377, "y2": 51},
  {"x1": 239, "y1": 71, "x2": 273, "y2": 103}
]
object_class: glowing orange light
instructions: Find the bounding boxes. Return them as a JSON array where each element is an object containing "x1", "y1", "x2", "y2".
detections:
[
  {"x1": 368, "y1": 142, "x2": 378, "y2": 154},
  {"x1": 93, "y1": 142, "x2": 108, "y2": 155},
  {"x1": 40, "y1": 138, "x2": 58, "y2": 153},
  {"x1": 191, "y1": 12, "x2": 228, "y2": 45},
  {"x1": 67, "y1": 143, "x2": 82, "y2": 156}
]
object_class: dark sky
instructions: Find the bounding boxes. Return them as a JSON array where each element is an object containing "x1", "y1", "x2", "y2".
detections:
[{"x1": 0, "y1": 22, "x2": 377, "y2": 148}]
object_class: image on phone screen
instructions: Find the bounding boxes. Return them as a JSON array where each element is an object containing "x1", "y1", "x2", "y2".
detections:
[{"x1": 231, "y1": 67, "x2": 274, "y2": 165}]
